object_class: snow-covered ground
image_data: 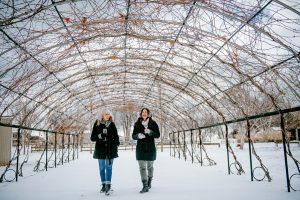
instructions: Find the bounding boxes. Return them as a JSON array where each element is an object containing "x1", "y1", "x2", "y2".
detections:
[{"x1": 0, "y1": 143, "x2": 299, "y2": 200}]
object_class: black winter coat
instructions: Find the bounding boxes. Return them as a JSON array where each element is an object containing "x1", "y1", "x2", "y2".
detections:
[
  {"x1": 90, "y1": 120, "x2": 120, "y2": 159},
  {"x1": 132, "y1": 118, "x2": 160, "y2": 161}
]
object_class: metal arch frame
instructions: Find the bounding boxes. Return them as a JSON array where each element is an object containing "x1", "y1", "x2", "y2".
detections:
[
  {"x1": 20, "y1": 70, "x2": 202, "y2": 131},
  {"x1": 0, "y1": 46, "x2": 275, "y2": 109},
  {"x1": 31, "y1": 79, "x2": 197, "y2": 119},
  {"x1": 2, "y1": 9, "x2": 293, "y2": 75},
  {"x1": 1, "y1": 0, "x2": 296, "y2": 108},
  {"x1": 0, "y1": 45, "x2": 201, "y2": 80},
  {"x1": 0, "y1": 0, "x2": 86, "y2": 27},
  {"x1": 1, "y1": 65, "x2": 197, "y2": 111},
  {"x1": 60, "y1": 96, "x2": 183, "y2": 124},
  {"x1": 24, "y1": 47, "x2": 205, "y2": 71},
  {"x1": 1, "y1": 22, "x2": 290, "y2": 92},
  {"x1": 1, "y1": 31, "x2": 291, "y2": 109},
  {"x1": 0, "y1": 54, "x2": 228, "y2": 113},
  {"x1": 0, "y1": 82, "x2": 85, "y2": 127},
  {"x1": 0, "y1": 28, "x2": 91, "y2": 115},
  {"x1": 0, "y1": 0, "x2": 298, "y2": 131},
  {"x1": 161, "y1": 0, "x2": 275, "y2": 107},
  {"x1": 13, "y1": 67, "x2": 234, "y2": 118},
  {"x1": 0, "y1": 63, "x2": 211, "y2": 125},
  {"x1": 80, "y1": 98, "x2": 193, "y2": 130},
  {"x1": 0, "y1": 64, "x2": 296, "y2": 128},
  {"x1": 1, "y1": 0, "x2": 297, "y2": 57},
  {"x1": 1, "y1": 74, "x2": 197, "y2": 128},
  {"x1": 180, "y1": 53, "x2": 299, "y2": 117},
  {"x1": 29, "y1": 92, "x2": 190, "y2": 132},
  {"x1": 121, "y1": 0, "x2": 132, "y2": 105},
  {"x1": 140, "y1": 0, "x2": 197, "y2": 104},
  {"x1": 2, "y1": 54, "x2": 292, "y2": 129},
  {"x1": 50, "y1": 0, "x2": 106, "y2": 108}
]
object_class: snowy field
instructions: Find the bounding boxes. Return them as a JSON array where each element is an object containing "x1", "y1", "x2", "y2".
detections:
[{"x1": 0, "y1": 143, "x2": 299, "y2": 200}]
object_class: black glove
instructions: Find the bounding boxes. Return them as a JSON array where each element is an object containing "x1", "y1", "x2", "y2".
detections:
[{"x1": 98, "y1": 133, "x2": 107, "y2": 140}]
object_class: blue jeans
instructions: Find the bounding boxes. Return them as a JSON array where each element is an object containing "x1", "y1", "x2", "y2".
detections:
[{"x1": 98, "y1": 159, "x2": 114, "y2": 184}]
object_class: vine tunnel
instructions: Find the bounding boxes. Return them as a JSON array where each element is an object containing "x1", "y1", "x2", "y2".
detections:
[{"x1": 0, "y1": 0, "x2": 300, "y2": 192}]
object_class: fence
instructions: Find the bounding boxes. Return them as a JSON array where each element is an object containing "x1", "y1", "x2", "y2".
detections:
[
  {"x1": 169, "y1": 106, "x2": 300, "y2": 192},
  {"x1": 0, "y1": 122, "x2": 79, "y2": 183}
]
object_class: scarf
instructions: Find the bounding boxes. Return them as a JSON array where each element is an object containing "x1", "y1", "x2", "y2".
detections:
[
  {"x1": 97, "y1": 119, "x2": 111, "y2": 128},
  {"x1": 141, "y1": 118, "x2": 149, "y2": 128}
]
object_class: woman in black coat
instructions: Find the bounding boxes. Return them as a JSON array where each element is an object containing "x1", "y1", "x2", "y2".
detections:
[
  {"x1": 90, "y1": 110, "x2": 119, "y2": 195},
  {"x1": 132, "y1": 108, "x2": 160, "y2": 193}
]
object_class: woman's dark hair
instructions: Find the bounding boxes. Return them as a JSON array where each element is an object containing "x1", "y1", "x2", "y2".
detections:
[{"x1": 140, "y1": 108, "x2": 152, "y2": 118}]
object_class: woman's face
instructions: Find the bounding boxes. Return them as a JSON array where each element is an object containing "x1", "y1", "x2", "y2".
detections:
[
  {"x1": 141, "y1": 109, "x2": 148, "y2": 120},
  {"x1": 103, "y1": 112, "x2": 111, "y2": 121}
]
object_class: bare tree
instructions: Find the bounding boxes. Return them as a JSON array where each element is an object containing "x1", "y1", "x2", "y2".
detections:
[{"x1": 119, "y1": 112, "x2": 136, "y2": 147}]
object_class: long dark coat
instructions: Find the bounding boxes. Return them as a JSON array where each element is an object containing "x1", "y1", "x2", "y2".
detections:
[
  {"x1": 90, "y1": 120, "x2": 120, "y2": 159},
  {"x1": 132, "y1": 117, "x2": 160, "y2": 161}
]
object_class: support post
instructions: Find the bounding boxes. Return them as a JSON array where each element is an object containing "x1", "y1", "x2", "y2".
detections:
[
  {"x1": 191, "y1": 130, "x2": 194, "y2": 164},
  {"x1": 68, "y1": 134, "x2": 70, "y2": 163},
  {"x1": 199, "y1": 129, "x2": 203, "y2": 166},
  {"x1": 72, "y1": 134, "x2": 75, "y2": 160},
  {"x1": 177, "y1": 131, "x2": 180, "y2": 160},
  {"x1": 169, "y1": 133, "x2": 171, "y2": 157},
  {"x1": 45, "y1": 131, "x2": 48, "y2": 171},
  {"x1": 247, "y1": 120, "x2": 253, "y2": 181},
  {"x1": 16, "y1": 128, "x2": 21, "y2": 182},
  {"x1": 62, "y1": 134, "x2": 64, "y2": 165},
  {"x1": 173, "y1": 132, "x2": 176, "y2": 157},
  {"x1": 280, "y1": 113, "x2": 290, "y2": 192},
  {"x1": 183, "y1": 130, "x2": 186, "y2": 161},
  {"x1": 225, "y1": 124, "x2": 230, "y2": 175},
  {"x1": 77, "y1": 134, "x2": 79, "y2": 159},
  {"x1": 55, "y1": 132, "x2": 57, "y2": 168}
]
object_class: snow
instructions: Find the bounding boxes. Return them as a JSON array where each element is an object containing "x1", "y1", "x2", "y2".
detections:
[{"x1": 0, "y1": 143, "x2": 299, "y2": 200}]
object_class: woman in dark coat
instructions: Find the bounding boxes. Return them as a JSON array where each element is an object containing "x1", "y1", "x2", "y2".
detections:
[
  {"x1": 90, "y1": 110, "x2": 119, "y2": 195},
  {"x1": 132, "y1": 108, "x2": 160, "y2": 193}
]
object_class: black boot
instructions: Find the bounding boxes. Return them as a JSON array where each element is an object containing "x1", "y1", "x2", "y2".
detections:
[
  {"x1": 140, "y1": 180, "x2": 149, "y2": 193},
  {"x1": 100, "y1": 184, "x2": 106, "y2": 193},
  {"x1": 105, "y1": 184, "x2": 111, "y2": 195},
  {"x1": 148, "y1": 177, "x2": 153, "y2": 189}
]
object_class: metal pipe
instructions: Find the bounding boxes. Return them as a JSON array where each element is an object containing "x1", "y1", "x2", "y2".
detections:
[
  {"x1": 191, "y1": 130, "x2": 194, "y2": 164},
  {"x1": 183, "y1": 130, "x2": 186, "y2": 161},
  {"x1": 173, "y1": 132, "x2": 176, "y2": 157},
  {"x1": 72, "y1": 134, "x2": 75, "y2": 160},
  {"x1": 178, "y1": 131, "x2": 180, "y2": 160},
  {"x1": 169, "y1": 133, "x2": 172, "y2": 157},
  {"x1": 247, "y1": 120, "x2": 253, "y2": 181},
  {"x1": 62, "y1": 134, "x2": 64, "y2": 165},
  {"x1": 45, "y1": 131, "x2": 48, "y2": 171},
  {"x1": 77, "y1": 134, "x2": 79, "y2": 159},
  {"x1": 68, "y1": 134, "x2": 70, "y2": 163},
  {"x1": 199, "y1": 129, "x2": 203, "y2": 167},
  {"x1": 16, "y1": 128, "x2": 21, "y2": 182},
  {"x1": 170, "y1": 106, "x2": 300, "y2": 133},
  {"x1": 280, "y1": 113, "x2": 290, "y2": 192},
  {"x1": 225, "y1": 124, "x2": 230, "y2": 175},
  {"x1": 55, "y1": 132, "x2": 57, "y2": 168}
]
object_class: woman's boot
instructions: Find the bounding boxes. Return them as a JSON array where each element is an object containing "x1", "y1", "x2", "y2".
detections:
[
  {"x1": 105, "y1": 184, "x2": 111, "y2": 195},
  {"x1": 140, "y1": 180, "x2": 149, "y2": 193},
  {"x1": 148, "y1": 177, "x2": 153, "y2": 189},
  {"x1": 100, "y1": 184, "x2": 106, "y2": 193}
]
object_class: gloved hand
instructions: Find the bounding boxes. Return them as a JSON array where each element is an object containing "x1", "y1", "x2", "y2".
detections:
[
  {"x1": 144, "y1": 128, "x2": 152, "y2": 135},
  {"x1": 98, "y1": 133, "x2": 107, "y2": 140},
  {"x1": 137, "y1": 133, "x2": 146, "y2": 139}
]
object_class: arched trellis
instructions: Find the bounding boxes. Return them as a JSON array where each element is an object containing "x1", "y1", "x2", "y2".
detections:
[{"x1": 0, "y1": 0, "x2": 300, "y2": 190}]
